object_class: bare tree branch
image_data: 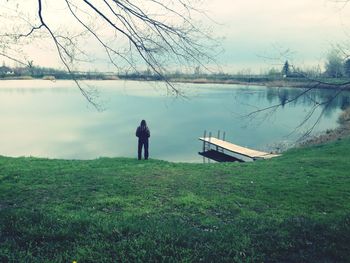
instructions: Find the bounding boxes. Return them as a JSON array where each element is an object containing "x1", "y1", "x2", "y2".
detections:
[
  {"x1": 242, "y1": 63, "x2": 350, "y2": 141},
  {"x1": 0, "y1": 0, "x2": 213, "y2": 105}
]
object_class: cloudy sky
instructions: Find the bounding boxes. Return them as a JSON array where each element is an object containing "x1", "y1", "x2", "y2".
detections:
[
  {"x1": 204, "y1": 0, "x2": 350, "y2": 72},
  {"x1": 1, "y1": 0, "x2": 350, "y2": 73}
]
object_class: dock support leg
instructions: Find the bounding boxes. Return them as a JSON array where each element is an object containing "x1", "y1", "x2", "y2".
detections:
[
  {"x1": 202, "y1": 130, "x2": 207, "y2": 163},
  {"x1": 209, "y1": 132, "x2": 212, "y2": 162}
]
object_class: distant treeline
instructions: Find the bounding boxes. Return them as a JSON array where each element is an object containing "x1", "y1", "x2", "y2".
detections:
[
  {"x1": 0, "y1": 65, "x2": 116, "y2": 80},
  {"x1": 1, "y1": 59, "x2": 350, "y2": 85}
]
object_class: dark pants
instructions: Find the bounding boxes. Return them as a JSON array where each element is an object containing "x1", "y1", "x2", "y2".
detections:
[{"x1": 138, "y1": 139, "x2": 149, "y2": 160}]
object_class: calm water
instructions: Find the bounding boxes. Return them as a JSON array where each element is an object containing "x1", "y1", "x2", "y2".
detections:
[{"x1": 0, "y1": 80, "x2": 349, "y2": 162}]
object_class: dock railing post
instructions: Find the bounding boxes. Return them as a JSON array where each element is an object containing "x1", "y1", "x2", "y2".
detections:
[
  {"x1": 203, "y1": 130, "x2": 207, "y2": 152},
  {"x1": 208, "y1": 132, "x2": 212, "y2": 150},
  {"x1": 222, "y1": 132, "x2": 226, "y2": 152},
  {"x1": 216, "y1": 130, "x2": 220, "y2": 151}
]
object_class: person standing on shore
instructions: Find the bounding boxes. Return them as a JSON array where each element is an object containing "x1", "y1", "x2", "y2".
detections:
[{"x1": 136, "y1": 120, "x2": 150, "y2": 160}]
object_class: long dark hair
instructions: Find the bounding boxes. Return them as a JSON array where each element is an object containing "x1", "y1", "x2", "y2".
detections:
[{"x1": 140, "y1": 120, "x2": 147, "y2": 128}]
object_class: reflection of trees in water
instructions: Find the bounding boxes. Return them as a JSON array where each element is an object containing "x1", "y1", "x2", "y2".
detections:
[
  {"x1": 263, "y1": 87, "x2": 350, "y2": 113},
  {"x1": 277, "y1": 89, "x2": 289, "y2": 107},
  {"x1": 340, "y1": 96, "x2": 350, "y2": 110},
  {"x1": 266, "y1": 88, "x2": 275, "y2": 104},
  {"x1": 237, "y1": 86, "x2": 350, "y2": 140}
]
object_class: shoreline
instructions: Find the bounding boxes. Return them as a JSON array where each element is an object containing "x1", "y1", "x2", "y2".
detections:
[
  {"x1": 169, "y1": 78, "x2": 350, "y2": 91},
  {"x1": 1, "y1": 77, "x2": 350, "y2": 91},
  {"x1": 299, "y1": 107, "x2": 350, "y2": 147}
]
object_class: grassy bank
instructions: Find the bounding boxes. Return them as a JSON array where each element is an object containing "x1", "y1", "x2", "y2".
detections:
[{"x1": 1, "y1": 138, "x2": 350, "y2": 262}]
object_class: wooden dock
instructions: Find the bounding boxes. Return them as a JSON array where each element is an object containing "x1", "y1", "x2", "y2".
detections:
[
  {"x1": 199, "y1": 136, "x2": 280, "y2": 162},
  {"x1": 198, "y1": 149, "x2": 245, "y2": 163}
]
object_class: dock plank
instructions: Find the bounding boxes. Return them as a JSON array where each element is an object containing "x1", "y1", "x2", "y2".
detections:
[{"x1": 199, "y1": 137, "x2": 280, "y2": 160}]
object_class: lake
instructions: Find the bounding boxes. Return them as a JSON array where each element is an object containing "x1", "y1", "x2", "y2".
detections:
[{"x1": 0, "y1": 80, "x2": 349, "y2": 162}]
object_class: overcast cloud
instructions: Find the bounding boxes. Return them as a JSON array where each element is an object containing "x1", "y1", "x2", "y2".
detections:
[
  {"x1": 2, "y1": 0, "x2": 350, "y2": 72},
  {"x1": 204, "y1": 0, "x2": 350, "y2": 72}
]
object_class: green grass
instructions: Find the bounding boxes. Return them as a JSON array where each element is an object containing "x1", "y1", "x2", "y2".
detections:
[{"x1": 1, "y1": 138, "x2": 350, "y2": 262}]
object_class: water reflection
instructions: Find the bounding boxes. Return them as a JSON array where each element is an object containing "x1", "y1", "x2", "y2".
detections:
[
  {"x1": 235, "y1": 86, "x2": 350, "y2": 130},
  {"x1": 0, "y1": 80, "x2": 349, "y2": 162},
  {"x1": 260, "y1": 87, "x2": 350, "y2": 111}
]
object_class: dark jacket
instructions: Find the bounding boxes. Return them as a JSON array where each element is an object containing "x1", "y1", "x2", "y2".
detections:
[{"x1": 136, "y1": 125, "x2": 150, "y2": 141}]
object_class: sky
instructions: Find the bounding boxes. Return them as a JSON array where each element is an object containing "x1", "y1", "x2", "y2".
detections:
[
  {"x1": 203, "y1": 0, "x2": 350, "y2": 72},
  {"x1": 1, "y1": 0, "x2": 350, "y2": 73}
]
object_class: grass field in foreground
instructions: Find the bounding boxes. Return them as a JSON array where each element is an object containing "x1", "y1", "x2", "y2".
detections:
[{"x1": 0, "y1": 138, "x2": 350, "y2": 262}]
